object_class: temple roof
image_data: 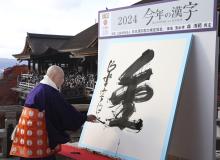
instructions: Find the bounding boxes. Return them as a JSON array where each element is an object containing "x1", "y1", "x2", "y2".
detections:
[
  {"x1": 60, "y1": 23, "x2": 98, "y2": 51},
  {"x1": 13, "y1": 33, "x2": 73, "y2": 60},
  {"x1": 13, "y1": 24, "x2": 98, "y2": 60},
  {"x1": 26, "y1": 33, "x2": 72, "y2": 55}
]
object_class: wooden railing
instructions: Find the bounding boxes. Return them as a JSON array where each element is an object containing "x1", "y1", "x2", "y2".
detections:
[
  {"x1": 0, "y1": 105, "x2": 22, "y2": 158},
  {"x1": 18, "y1": 82, "x2": 36, "y2": 89}
]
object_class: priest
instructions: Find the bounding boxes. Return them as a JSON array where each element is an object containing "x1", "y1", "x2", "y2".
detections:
[{"x1": 10, "y1": 65, "x2": 96, "y2": 160}]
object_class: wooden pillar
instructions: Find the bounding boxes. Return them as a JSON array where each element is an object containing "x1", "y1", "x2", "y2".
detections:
[
  {"x1": 0, "y1": 129, "x2": 7, "y2": 158},
  {"x1": 28, "y1": 60, "x2": 31, "y2": 71},
  {"x1": 37, "y1": 62, "x2": 39, "y2": 73},
  {"x1": 5, "y1": 112, "x2": 17, "y2": 157},
  {"x1": 30, "y1": 61, "x2": 32, "y2": 72},
  {"x1": 90, "y1": 58, "x2": 93, "y2": 74},
  {"x1": 37, "y1": 61, "x2": 40, "y2": 74},
  {"x1": 33, "y1": 61, "x2": 36, "y2": 72},
  {"x1": 41, "y1": 62, "x2": 44, "y2": 74}
]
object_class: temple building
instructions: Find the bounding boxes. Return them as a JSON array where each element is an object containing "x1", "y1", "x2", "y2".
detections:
[{"x1": 12, "y1": 24, "x2": 98, "y2": 105}]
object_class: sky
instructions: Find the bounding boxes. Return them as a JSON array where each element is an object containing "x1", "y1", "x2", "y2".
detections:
[{"x1": 0, "y1": 0, "x2": 140, "y2": 59}]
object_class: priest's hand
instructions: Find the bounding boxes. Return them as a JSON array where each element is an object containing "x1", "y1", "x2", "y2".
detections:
[{"x1": 87, "y1": 115, "x2": 97, "y2": 122}]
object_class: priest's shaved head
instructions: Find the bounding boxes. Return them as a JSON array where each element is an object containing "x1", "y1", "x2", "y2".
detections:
[{"x1": 46, "y1": 65, "x2": 64, "y2": 89}]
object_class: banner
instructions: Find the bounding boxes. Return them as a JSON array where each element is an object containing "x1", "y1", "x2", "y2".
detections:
[{"x1": 99, "y1": 0, "x2": 216, "y2": 38}]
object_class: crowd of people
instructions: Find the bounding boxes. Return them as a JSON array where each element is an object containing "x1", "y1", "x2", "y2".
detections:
[
  {"x1": 17, "y1": 70, "x2": 97, "y2": 98},
  {"x1": 62, "y1": 71, "x2": 97, "y2": 98},
  {"x1": 18, "y1": 73, "x2": 43, "y2": 86}
]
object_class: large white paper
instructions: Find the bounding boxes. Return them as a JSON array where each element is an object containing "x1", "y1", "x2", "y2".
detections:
[{"x1": 79, "y1": 33, "x2": 192, "y2": 160}]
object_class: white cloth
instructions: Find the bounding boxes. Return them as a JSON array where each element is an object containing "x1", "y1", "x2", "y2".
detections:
[
  {"x1": 11, "y1": 125, "x2": 17, "y2": 140},
  {"x1": 40, "y1": 75, "x2": 59, "y2": 91}
]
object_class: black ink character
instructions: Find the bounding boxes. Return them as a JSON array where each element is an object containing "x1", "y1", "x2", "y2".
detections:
[
  {"x1": 171, "y1": 6, "x2": 183, "y2": 18},
  {"x1": 107, "y1": 49, "x2": 154, "y2": 132},
  {"x1": 144, "y1": 8, "x2": 164, "y2": 25},
  {"x1": 183, "y1": 2, "x2": 198, "y2": 21}
]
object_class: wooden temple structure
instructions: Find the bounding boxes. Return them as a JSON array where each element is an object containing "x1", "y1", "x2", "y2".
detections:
[{"x1": 13, "y1": 24, "x2": 98, "y2": 104}]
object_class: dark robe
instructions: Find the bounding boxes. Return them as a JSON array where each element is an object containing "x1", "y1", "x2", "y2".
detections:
[{"x1": 20, "y1": 83, "x2": 87, "y2": 160}]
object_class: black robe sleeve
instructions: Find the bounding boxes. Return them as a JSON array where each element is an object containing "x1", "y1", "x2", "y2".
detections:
[{"x1": 44, "y1": 86, "x2": 87, "y2": 149}]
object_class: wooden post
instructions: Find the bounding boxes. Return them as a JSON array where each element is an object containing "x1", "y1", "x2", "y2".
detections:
[{"x1": 5, "y1": 112, "x2": 17, "y2": 157}]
